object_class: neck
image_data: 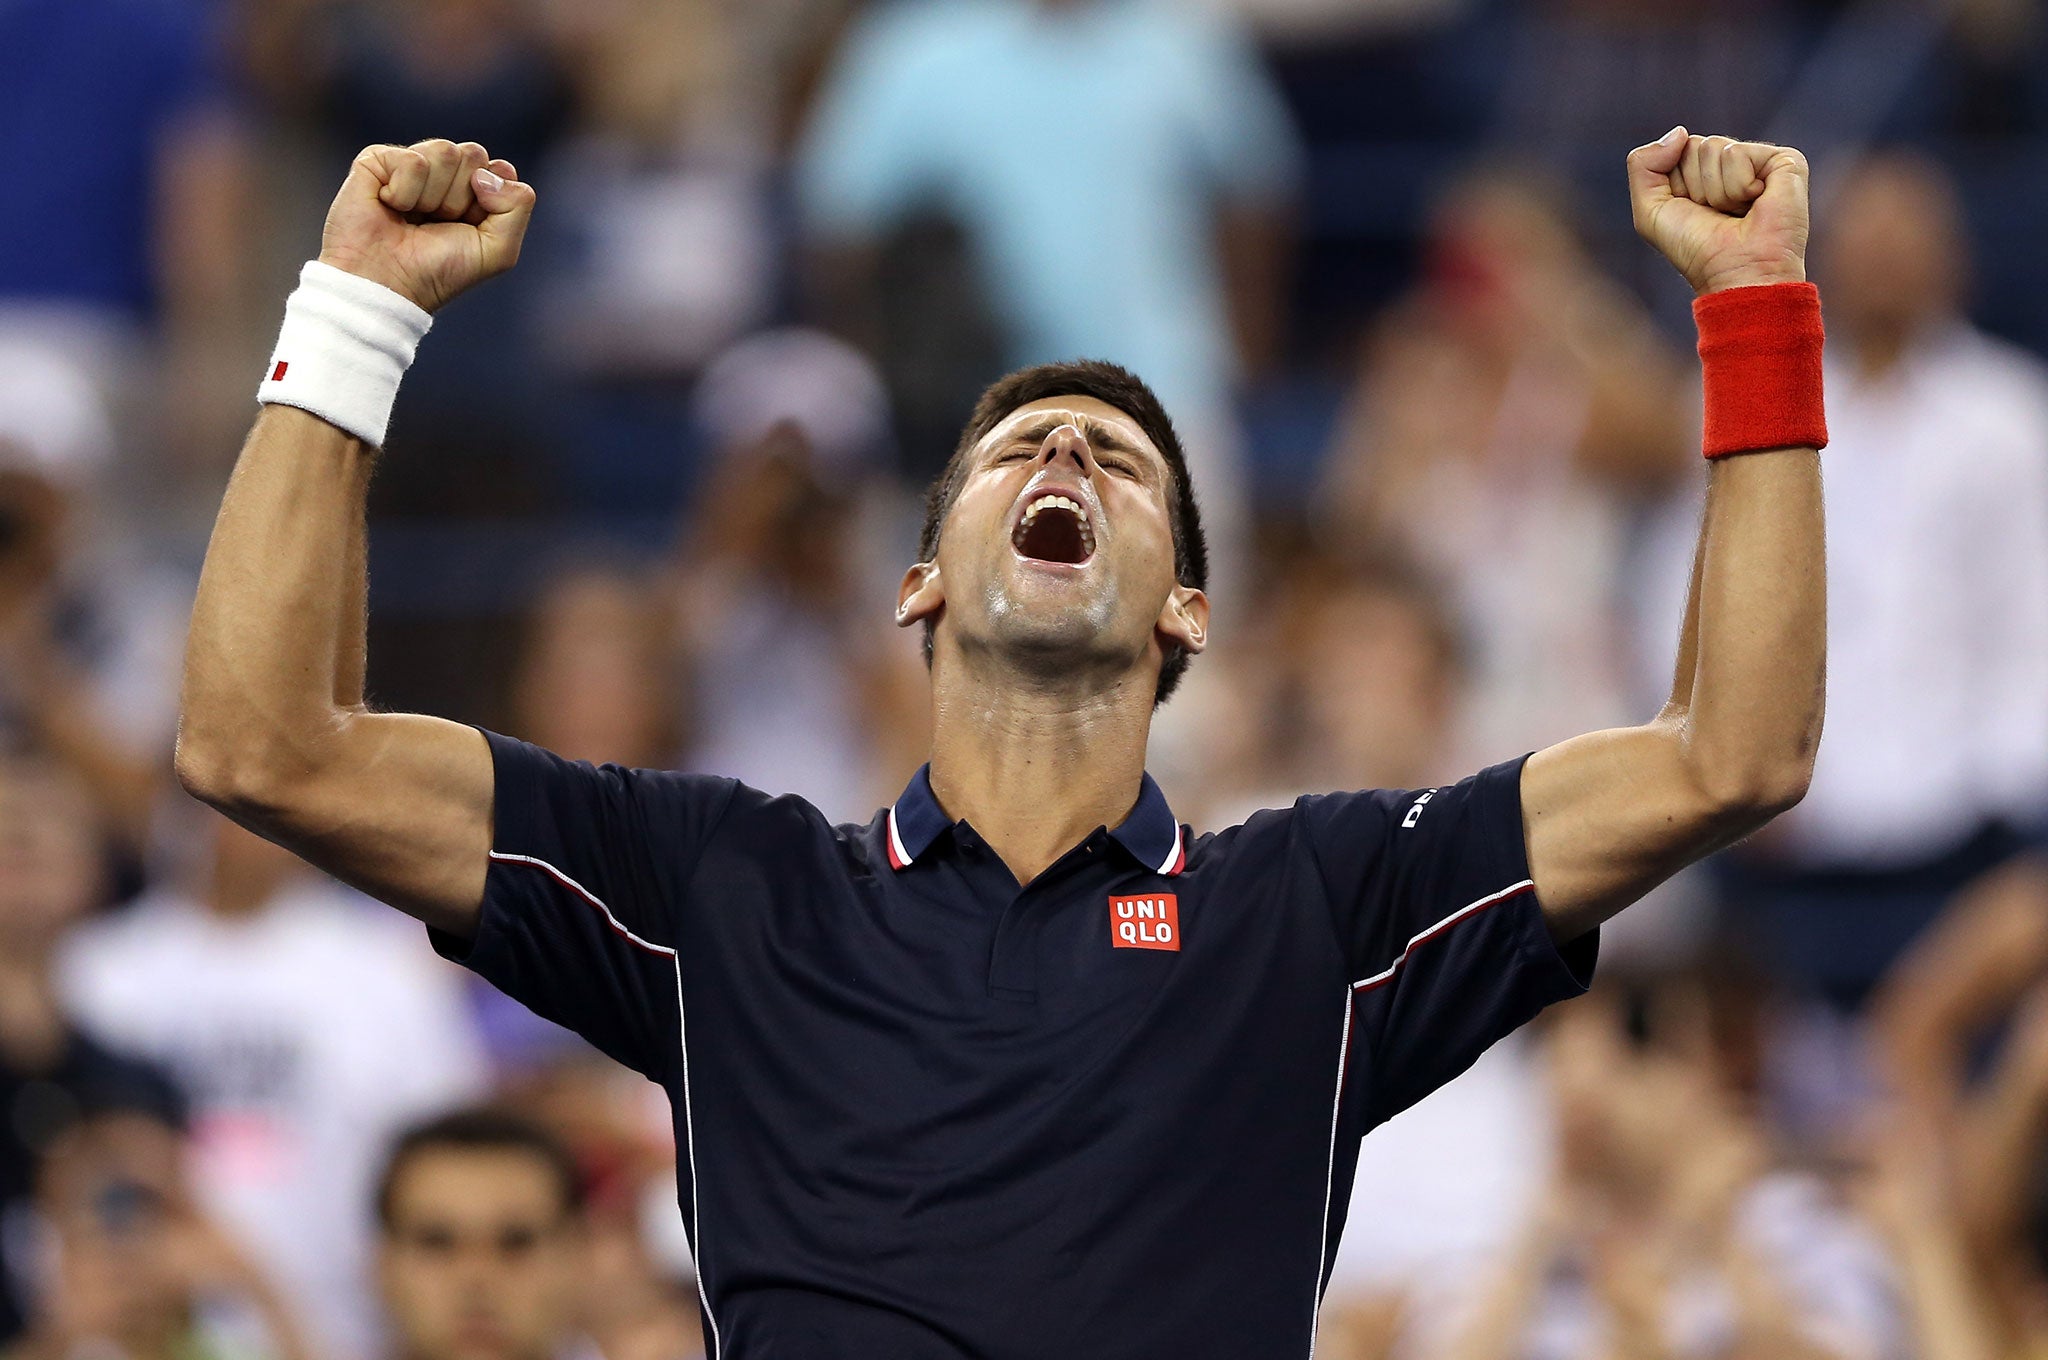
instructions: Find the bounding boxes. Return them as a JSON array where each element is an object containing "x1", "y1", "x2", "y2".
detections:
[{"x1": 926, "y1": 654, "x2": 1155, "y2": 884}]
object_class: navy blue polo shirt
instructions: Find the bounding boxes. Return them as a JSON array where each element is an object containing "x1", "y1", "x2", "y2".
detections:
[{"x1": 437, "y1": 731, "x2": 1595, "y2": 1359}]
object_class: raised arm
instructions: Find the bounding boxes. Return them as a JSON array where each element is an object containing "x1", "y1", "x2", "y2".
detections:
[
  {"x1": 1523, "y1": 130, "x2": 1826, "y2": 941},
  {"x1": 175, "y1": 139, "x2": 536, "y2": 938}
]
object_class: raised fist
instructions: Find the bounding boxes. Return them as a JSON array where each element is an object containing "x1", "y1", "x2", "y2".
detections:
[
  {"x1": 1627, "y1": 127, "x2": 1809, "y2": 295},
  {"x1": 317, "y1": 139, "x2": 537, "y2": 314}
]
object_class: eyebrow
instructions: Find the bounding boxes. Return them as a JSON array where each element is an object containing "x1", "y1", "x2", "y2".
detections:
[{"x1": 996, "y1": 413, "x2": 1154, "y2": 464}]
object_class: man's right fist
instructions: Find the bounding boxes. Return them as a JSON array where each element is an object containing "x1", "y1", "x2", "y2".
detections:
[
  {"x1": 316, "y1": 140, "x2": 536, "y2": 314},
  {"x1": 1627, "y1": 127, "x2": 1809, "y2": 297}
]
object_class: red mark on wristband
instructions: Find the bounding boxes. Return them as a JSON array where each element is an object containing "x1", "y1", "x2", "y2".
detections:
[{"x1": 270, "y1": 360, "x2": 289, "y2": 382}]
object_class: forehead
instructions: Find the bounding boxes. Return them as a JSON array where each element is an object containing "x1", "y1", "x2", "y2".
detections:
[
  {"x1": 976, "y1": 395, "x2": 1159, "y2": 460},
  {"x1": 389, "y1": 1149, "x2": 563, "y2": 1223}
]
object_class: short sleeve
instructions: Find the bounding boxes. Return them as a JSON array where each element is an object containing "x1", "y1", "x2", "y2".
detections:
[
  {"x1": 430, "y1": 731, "x2": 740, "y2": 1080},
  {"x1": 1297, "y1": 757, "x2": 1596, "y2": 1124}
]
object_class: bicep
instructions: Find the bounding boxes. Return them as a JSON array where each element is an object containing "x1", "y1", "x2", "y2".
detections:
[
  {"x1": 242, "y1": 713, "x2": 492, "y2": 938},
  {"x1": 1521, "y1": 720, "x2": 1729, "y2": 940}
]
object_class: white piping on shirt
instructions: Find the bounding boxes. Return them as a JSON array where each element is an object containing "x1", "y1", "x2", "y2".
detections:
[
  {"x1": 1349, "y1": 880, "x2": 1536, "y2": 994},
  {"x1": 1307, "y1": 988, "x2": 1355, "y2": 1358},
  {"x1": 488, "y1": 850, "x2": 724, "y2": 1358}
]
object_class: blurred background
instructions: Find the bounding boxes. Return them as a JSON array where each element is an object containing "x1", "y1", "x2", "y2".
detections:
[{"x1": 4, "y1": 0, "x2": 2048, "y2": 1356}]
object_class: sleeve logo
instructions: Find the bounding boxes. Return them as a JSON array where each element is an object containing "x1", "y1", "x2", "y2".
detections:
[
  {"x1": 1402, "y1": 789, "x2": 1436, "y2": 828},
  {"x1": 1109, "y1": 894, "x2": 1180, "y2": 951}
]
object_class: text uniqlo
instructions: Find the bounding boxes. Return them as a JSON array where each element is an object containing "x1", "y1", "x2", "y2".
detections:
[{"x1": 1109, "y1": 894, "x2": 1180, "y2": 951}]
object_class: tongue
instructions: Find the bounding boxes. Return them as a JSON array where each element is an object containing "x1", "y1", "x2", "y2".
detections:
[{"x1": 1015, "y1": 508, "x2": 1089, "y2": 564}]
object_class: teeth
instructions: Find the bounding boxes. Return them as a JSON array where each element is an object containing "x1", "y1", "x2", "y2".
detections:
[
  {"x1": 1021, "y1": 493, "x2": 1085, "y2": 524},
  {"x1": 1016, "y1": 491, "x2": 1096, "y2": 556}
]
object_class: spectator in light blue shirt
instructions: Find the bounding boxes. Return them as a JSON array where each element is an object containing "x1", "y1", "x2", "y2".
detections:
[{"x1": 796, "y1": 0, "x2": 1302, "y2": 587}]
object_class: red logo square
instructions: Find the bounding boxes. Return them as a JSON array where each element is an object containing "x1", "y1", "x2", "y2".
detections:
[
  {"x1": 1109, "y1": 894, "x2": 1180, "y2": 951},
  {"x1": 269, "y1": 360, "x2": 289, "y2": 382}
]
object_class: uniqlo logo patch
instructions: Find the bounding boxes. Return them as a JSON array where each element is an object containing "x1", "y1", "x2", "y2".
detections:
[
  {"x1": 1109, "y1": 894, "x2": 1180, "y2": 951},
  {"x1": 269, "y1": 360, "x2": 289, "y2": 381}
]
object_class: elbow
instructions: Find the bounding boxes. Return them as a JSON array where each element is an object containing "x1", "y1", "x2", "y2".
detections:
[
  {"x1": 173, "y1": 716, "x2": 319, "y2": 821},
  {"x1": 1694, "y1": 750, "x2": 1816, "y2": 831},
  {"x1": 174, "y1": 727, "x2": 272, "y2": 814}
]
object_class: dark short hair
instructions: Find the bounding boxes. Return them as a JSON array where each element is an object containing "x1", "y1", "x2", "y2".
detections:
[
  {"x1": 917, "y1": 360, "x2": 1209, "y2": 704},
  {"x1": 374, "y1": 1108, "x2": 583, "y2": 1230}
]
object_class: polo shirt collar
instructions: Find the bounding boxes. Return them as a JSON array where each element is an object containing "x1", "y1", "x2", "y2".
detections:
[{"x1": 886, "y1": 765, "x2": 1186, "y2": 875}]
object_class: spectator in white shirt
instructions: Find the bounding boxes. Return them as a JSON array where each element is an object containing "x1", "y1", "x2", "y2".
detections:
[
  {"x1": 58, "y1": 812, "x2": 490, "y2": 1360},
  {"x1": 1710, "y1": 151, "x2": 2048, "y2": 1009}
]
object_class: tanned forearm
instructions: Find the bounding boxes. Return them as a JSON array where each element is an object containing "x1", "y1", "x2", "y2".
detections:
[
  {"x1": 335, "y1": 441, "x2": 370, "y2": 709},
  {"x1": 1672, "y1": 447, "x2": 1826, "y2": 809},
  {"x1": 179, "y1": 406, "x2": 491, "y2": 933},
  {"x1": 1525, "y1": 446, "x2": 1823, "y2": 938},
  {"x1": 1521, "y1": 132, "x2": 1824, "y2": 939},
  {"x1": 180, "y1": 406, "x2": 374, "y2": 793},
  {"x1": 177, "y1": 138, "x2": 536, "y2": 934}
]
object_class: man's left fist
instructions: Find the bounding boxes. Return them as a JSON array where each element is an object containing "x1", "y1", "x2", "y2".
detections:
[{"x1": 1627, "y1": 127, "x2": 1809, "y2": 296}]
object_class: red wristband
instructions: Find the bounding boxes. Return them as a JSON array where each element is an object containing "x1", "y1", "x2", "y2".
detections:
[{"x1": 1694, "y1": 281, "x2": 1827, "y2": 459}]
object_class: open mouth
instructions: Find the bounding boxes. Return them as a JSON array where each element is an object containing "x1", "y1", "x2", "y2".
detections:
[{"x1": 1012, "y1": 492, "x2": 1096, "y2": 566}]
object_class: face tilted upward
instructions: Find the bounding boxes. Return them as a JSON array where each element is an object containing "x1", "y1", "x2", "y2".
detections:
[{"x1": 901, "y1": 394, "x2": 1205, "y2": 691}]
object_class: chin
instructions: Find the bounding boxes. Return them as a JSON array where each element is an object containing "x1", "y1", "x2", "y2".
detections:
[{"x1": 984, "y1": 581, "x2": 1118, "y2": 651}]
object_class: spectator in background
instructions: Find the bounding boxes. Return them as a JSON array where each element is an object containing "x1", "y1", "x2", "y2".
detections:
[
  {"x1": 796, "y1": 0, "x2": 1302, "y2": 581},
  {"x1": 538, "y1": 0, "x2": 768, "y2": 377},
  {"x1": 508, "y1": 563, "x2": 678, "y2": 773},
  {"x1": 6, "y1": 1109, "x2": 308, "y2": 1360},
  {"x1": 291, "y1": 0, "x2": 573, "y2": 176},
  {"x1": 1870, "y1": 858, "x2": 2048, "y2": 1353},
  {"x1": 1234, "y1": 549, "x2": 1467, "y2": 804},
  {"x1": 1323, "y1": 168, "x2": 1690, "y2": 769},
  {"x1": 59, "y1": 814, "x2": 488, "y2": 1360},
  {"x1": 670, "y1": 328, "x2": 926, "y2": 821},
  {"x1": 1714, "y1": 151, "x2": 2048, "y2": 1010},
  {"x1": 372, "y1": 1111, "x2": 591, "y2": 1360},
  {"x1": 536, "y1": 0, "x2": 774, "y2": 520},
  {"x1": 1234, "y1": 552, "x2": 1560, "y2": 1351},
  {"x1": 1856, "y1": 1103, "x2": 2006, "y2": 1360},
  {"x1": 0, "y1": 752, "x2": 183, "y2": 1345},
  {"x1": 1432, "y1": 984, "x2": 1894, "y2": 1360},
  {"x1": 0, "y1": 0, "x2": 255, "y2": 479},
  {"x1": 505, "y1": 1072, "x2": 706, "y2": 1360},
  {"x1": 0, "y1": 344, "x2": 189, "y2": 855},
  {"x1": 532, "y1": 0, "x2": 777, "y2": 516}
]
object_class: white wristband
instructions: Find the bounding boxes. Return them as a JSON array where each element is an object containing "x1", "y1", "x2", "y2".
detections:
[{"x1": 257, "y1": 261, "x2": 433, "y2": 446}]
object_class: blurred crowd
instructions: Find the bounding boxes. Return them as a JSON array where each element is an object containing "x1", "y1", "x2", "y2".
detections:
[{"x1": 7, "y1": 0, "x2": 2048, "y2": 1357}]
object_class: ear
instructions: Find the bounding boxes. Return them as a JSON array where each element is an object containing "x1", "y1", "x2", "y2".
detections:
[
  {"x1": 896, "y1": 561, "x2": 944, "y2": 628},
  {"x1": 1156, "y1": 583, "x2": 1208, "y2": 656}
]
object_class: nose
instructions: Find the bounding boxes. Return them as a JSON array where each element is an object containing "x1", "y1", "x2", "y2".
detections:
[{"x1": 1038, "y1": 424, "x2": 1094, "y2": 476}]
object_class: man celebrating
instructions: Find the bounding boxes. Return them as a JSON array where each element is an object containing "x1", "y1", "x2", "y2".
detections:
[{"x1": 177, "y1": 128, "x2": 1824, "y2": 1358}]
